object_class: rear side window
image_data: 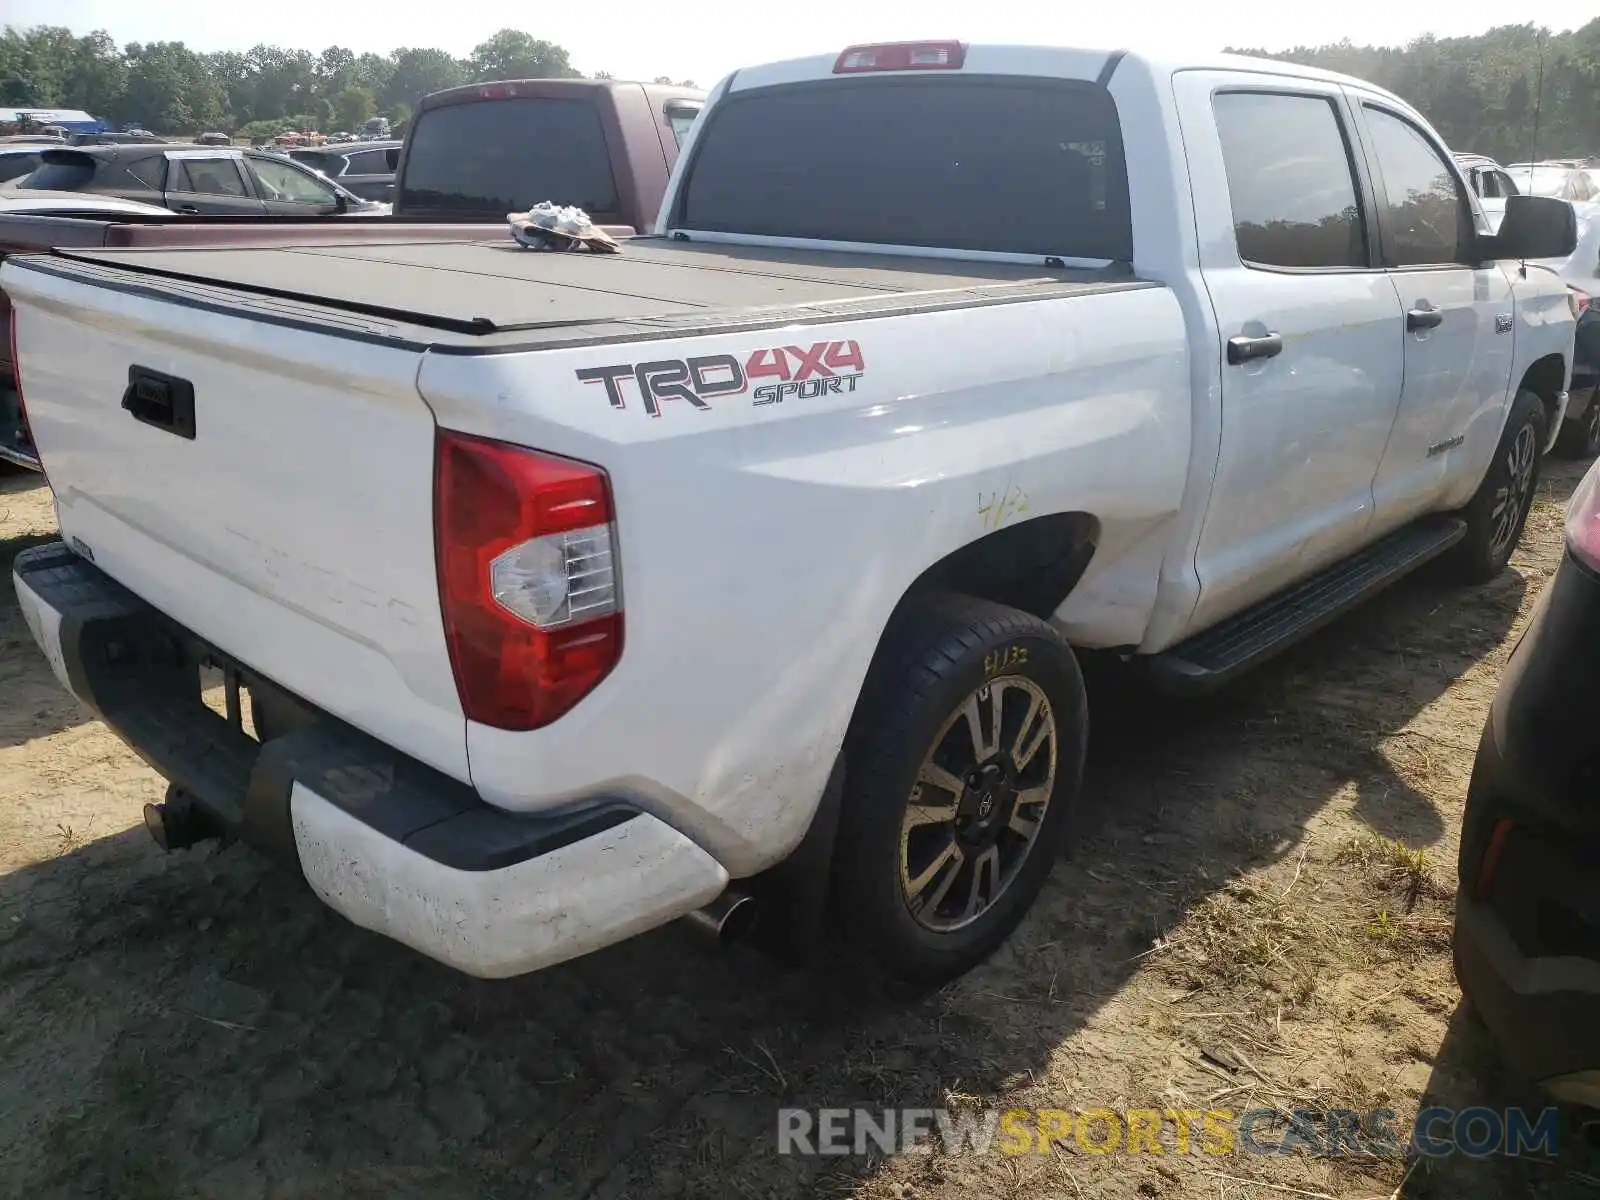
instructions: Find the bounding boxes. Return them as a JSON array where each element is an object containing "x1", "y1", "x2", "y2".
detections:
[
  {"x1": 172, "y1": 158, "x2": 250, "y2": 197},
  {"x1": 345, "y1": 149, "x2": 391, "y2": 174},
  {"x1": 20, "y1": 155, "x2": 95, "y2": 191},
  {"x1": 1213, "y1": 92, "x2": 1367, "y2": 269},
  {"x1": 678, "y1": 79, "x2": 1132, "y2": 260},
  {"x1": 289, "y1": 150, "x2": 341, "y2": 175},
  {"x1": 399, "y1": 98, "x2": 619, "y2": 217},
  {"x1": 125, "y1": 156, "x2": 166, "y2": 190}
]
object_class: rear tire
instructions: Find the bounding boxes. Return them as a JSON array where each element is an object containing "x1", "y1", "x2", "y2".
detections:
[
  {"x1": 1445, "y1": 389, "x2": 1545, "y2": 584},
  {"x1": 1555, "y1": 395, "x2": 1600, "y2": 460},
  {"x1": 831, "y1": 593, "x2": 1087, "y2": 985}
]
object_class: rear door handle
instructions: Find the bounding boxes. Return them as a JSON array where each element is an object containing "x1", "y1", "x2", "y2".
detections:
[
  {"x1": 174, "y1": 204, "x2": 200, "y2": 214},
  {"x1": 1407, "y1": 306, "x2": 1444, "y2": 331},
  {"x1": 1226, "y1": 333, "x2": 1283, "y2": 365}
]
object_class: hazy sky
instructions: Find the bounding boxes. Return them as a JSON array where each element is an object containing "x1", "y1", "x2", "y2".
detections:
[{"x1": 2, "y1": 1, "x2": 1586, "y2": 90}]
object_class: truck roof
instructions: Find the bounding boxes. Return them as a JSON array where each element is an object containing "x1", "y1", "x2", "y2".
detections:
[
  {"x1": 725, "y1": 43, "x2": 1409, "y2": 109},
  {"x1": 418, "y1": 77, "x2": 704, "y2": 112},
  {"x1": 36, "y1": 237, "x2": 1152, "y2": 351}
]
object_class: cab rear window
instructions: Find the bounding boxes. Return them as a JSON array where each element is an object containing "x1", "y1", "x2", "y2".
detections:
[
  {"x1": 399, "y1": 97, "x2": 620, "y2": 218},
  {"x1": 677, "y1": 78, "x2": 1132, "y2": 260}
]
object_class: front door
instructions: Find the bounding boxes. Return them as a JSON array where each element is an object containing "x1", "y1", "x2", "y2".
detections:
[
  {"x1": 1179, "y1": 76, "x2": 1406, "y2": 633},
  {"x1": 1354, "y1": 99, "x2": 1517, "y2": 528},
  {"x1": 163, "y1": 154, "x2": 264, "y2": 215},
  {"x1": 244, "y1": 155, "x2": 343, "y2": 217}
]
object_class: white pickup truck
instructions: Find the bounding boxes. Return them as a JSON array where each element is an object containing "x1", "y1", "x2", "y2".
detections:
[{"x1": 7, "y1": 43, "x2": 1580, "y2": 985}]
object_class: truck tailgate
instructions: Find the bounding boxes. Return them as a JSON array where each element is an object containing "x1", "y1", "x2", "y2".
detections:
[{"x1": 4, "y1": 255, "x2": 468, "y2": 780}]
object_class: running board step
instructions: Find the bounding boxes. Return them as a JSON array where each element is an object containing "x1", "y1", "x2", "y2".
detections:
[{"x1": 1144, "y1": 516, "x2": 1467, "y2": 694}]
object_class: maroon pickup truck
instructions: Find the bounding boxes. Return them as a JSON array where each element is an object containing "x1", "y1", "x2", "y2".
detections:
[{"x1": 390, "y1": 78, "x2": 704, "y2": 228}]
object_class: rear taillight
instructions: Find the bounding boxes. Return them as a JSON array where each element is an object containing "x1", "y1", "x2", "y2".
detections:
[
  {"x1": 434, "y1": 430, "x2": 622, "y2": 731},
  {"x1": 1474, "y1": 818, "x2": 1516, "y2": 898},
  {"x1": 1570, "y1": 287, "x2": 1590, "y2": 319},
  {"x1": 833, "y1": 41, "x2": 967, "y2": 74}
]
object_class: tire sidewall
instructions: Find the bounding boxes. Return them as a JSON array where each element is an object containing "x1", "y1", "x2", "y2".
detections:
[
  {"x1": 1460, "y1": 390, "x2": 1545, "y2": 579},
  {"x1": 840, "y1": 609, "x2": 1087, "y2": 981}
]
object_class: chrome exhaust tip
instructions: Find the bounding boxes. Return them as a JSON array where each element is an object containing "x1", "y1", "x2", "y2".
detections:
[{"x1": 684, "y1": 889, "x2": 759, "y2": 944}]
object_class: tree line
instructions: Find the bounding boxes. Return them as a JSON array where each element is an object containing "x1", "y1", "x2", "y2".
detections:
[
  {"x1": 5, "y1": 20, "x2": 1596, "y2": 157},
  {"x1": 0, "y1": 26, "x2": 696, "y2": 141},
  {"x1": 1233, "y1": 20, "x2": 1600, "y2": 164}
]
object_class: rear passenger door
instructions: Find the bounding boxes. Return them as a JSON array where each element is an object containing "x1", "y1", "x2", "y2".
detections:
[
  {"x1": 163, "y1": 153, "x2": 265, "y2": 215},
  {"x1": 1353, "y1": 99, "x2": 1514, "y2": 525},
  {"x1": 1178, "y1": 74, "x2": 1405, "y2": 632}
]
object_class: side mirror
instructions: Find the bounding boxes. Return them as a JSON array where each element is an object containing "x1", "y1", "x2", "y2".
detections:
[
  {"x1": 384, "y1": 147, "x2": 400, "y2": 171},
  {"x1": 334, "y1": 191, "x2": 348, "y2": 213},
  {"x1": 1489, "y1": 194, "x2": 1578, "y2": 261}
]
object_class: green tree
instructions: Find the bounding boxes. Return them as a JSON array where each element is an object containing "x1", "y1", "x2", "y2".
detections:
[
  {"x1": 334, "y1": 85, "x2": 375, "y2": 132},
  {"x1": 468, "y1": 29, "x2": 579, "y2": 81},
  {"x1": 382, "y1": 46, "x2": 466, "y2": 111}
]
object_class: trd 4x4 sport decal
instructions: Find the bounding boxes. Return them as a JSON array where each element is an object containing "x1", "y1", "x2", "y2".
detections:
[{"x1": 575, "y1": 339, "x2": 866, "y2": 417}]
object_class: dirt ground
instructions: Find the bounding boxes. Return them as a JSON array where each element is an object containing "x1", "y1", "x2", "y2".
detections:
[{"x1": 3, "y1": 459, "x2": 1599, "y2": 1200}]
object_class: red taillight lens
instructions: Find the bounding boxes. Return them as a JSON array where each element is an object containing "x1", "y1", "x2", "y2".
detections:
[
  {"x1": 1570, "y1": 287, "x2": 1590, "y2": 319},
  {"x1": 833, "y1": 41, "x2": 967, "y2": 74},
  {"x1": 434, "y1": 430, "x2": 622, "y2": 731},
  {"x1": 1565, "y1": 455, "x2": 1600, "y2": 573},
  {"x1": 1474, "y1": 818, "x2": 1516, "y2": 899}
]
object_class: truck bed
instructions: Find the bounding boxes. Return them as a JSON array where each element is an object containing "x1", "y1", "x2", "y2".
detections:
[{"x1": 37, "y1": 237, "x2": 1153, "y2": 349}]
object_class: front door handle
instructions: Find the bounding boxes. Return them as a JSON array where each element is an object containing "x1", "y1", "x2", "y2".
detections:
[
  {"x1": 1226, "y1": 332, "x2": 1283, "y2": 365},
  {"x1": 1407, "y1": 306, "x2": 1444, "y2": 331},
  {"x1": 174, "y1": 204, "x2": 200, "y2": 214}
]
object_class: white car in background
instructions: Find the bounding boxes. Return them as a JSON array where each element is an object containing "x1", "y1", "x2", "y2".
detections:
[{"x1": 0, "y1": 189, "x2": 173, "y2": 216}]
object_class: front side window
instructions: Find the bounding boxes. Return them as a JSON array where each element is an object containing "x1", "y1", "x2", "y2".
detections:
[
  {"x1": 1363, "y1": 107, "x2": 1469, "y2": 266},
  {"x1": 1213, "y1": 91, "x2": 1367, "y2": 269},
  {"x1": 172, "y1": 157, "x2": 249, "y2": 197},
  {"x1": 249, "y1": 157, "x2": 338, "y2": 204}
]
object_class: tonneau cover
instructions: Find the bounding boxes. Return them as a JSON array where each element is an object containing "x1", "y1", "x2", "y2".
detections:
[{"x1": 48, "y1": 237, "x2": 1149, "y2": 345}]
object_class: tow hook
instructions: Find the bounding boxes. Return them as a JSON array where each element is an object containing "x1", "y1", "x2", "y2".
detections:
[{"x1": 142, "y1": 786, "x2": 218, "y2": 852}]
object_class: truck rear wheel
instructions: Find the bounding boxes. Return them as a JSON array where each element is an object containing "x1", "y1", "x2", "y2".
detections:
[
  {"x1": 832, "y1": 593, "x2": 1087, "y2": 985},
  {"x1": 1446, "y1": 388, "x2": 1545, "y2": 584}
]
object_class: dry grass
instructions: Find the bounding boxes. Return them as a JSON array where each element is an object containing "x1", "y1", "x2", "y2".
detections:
[{"x1": 2, "y1": 459, "x2": 1598, "y2": 1199}]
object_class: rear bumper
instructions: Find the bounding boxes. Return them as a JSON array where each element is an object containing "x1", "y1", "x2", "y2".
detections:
[
  {"x1": 12, "y1": 542, "x2": 729, "y2": 977},
  {"x1": 1453, "y1": 552, "x2": 1600, "y2": 1089}
]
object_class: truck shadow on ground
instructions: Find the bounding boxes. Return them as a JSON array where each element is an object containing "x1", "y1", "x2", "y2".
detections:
[{"x1": 0, "y1": 543, "x2": 1532, "y2": 1198}]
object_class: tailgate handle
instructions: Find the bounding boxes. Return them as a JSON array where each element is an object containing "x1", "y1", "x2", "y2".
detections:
[{"x1": 122, "y1": 367, "x2": 196, "y2": 440}]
